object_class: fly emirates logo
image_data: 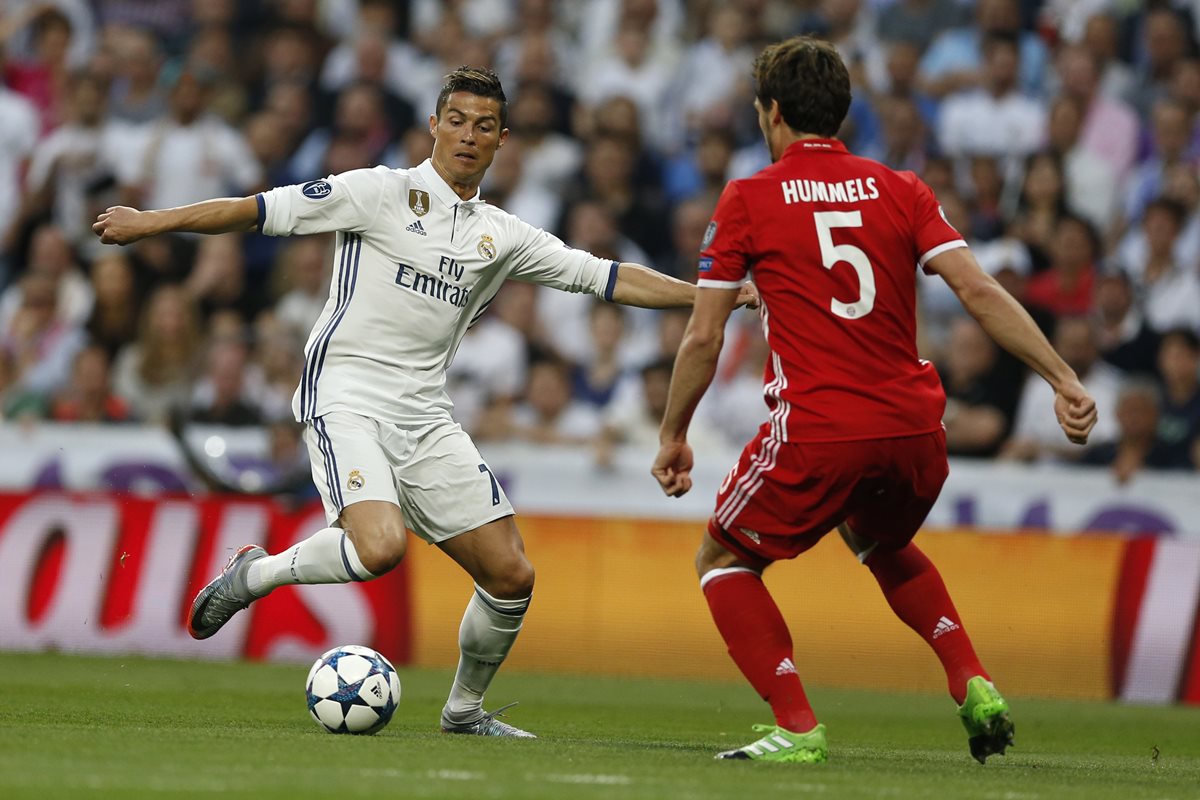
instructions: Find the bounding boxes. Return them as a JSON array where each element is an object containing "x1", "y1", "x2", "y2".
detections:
[{"x1": 781, "y1": 177, "x2": 880, "y2": 205}]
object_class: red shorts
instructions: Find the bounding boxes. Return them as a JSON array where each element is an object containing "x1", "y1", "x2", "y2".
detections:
[{"x1": 709, "y1": 427, "x2": 948, "y2": 565}]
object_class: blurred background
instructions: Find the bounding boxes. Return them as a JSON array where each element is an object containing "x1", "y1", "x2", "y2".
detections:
[{"x1": 0, "y1": 0, "x2": 1197, "y2": 708}]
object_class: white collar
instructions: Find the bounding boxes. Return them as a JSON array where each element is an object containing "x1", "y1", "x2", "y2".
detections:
[{"x1": 414, "y1": 159, "x2": 482, "y2": 207}]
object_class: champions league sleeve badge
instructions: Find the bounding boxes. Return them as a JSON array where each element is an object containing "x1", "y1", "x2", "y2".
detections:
[{"x1": 477, "y1": 233, "x2": 496, "y2": 260}]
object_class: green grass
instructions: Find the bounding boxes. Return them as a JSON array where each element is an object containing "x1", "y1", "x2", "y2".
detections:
[{"x1": 0, "y1": 653, "x2": 1197, "y2": 799}]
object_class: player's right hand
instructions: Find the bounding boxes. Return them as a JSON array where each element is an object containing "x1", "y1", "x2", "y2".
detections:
[
  {"x1": 1054, "y1": 379, "x2": 1097, "y2": 445},
  {"x1": 92, "y1": 206, "x2": 150, "y2": 246},
  {"x1": 652, "y1": 440, "x2": 694, "y2": 498}
]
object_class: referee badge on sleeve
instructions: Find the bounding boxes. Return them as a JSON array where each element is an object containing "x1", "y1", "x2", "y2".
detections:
[{"x1": 409, "y1": 189, "x2": 430, "y2": 217}]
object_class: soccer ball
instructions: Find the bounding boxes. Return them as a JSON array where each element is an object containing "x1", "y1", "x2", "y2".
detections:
[{"x1": 305, "y1": 645, "x2": 401, "y2": 734}]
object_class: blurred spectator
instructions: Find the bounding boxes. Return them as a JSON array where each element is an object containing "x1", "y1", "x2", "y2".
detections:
[
  {"x1": 85, "y1": 249, "x2": 139, "y2": 357},
  {"x1": 604, "y1": 355, "x2": 726, "y2": 450},
  {"x1": 659, "y1": 198, "x2": 713, "y2": 281},
  {"x1": 189, "y1": 338, "x2": 262, "y2": 426},
  {"x1": 24, "y1": 71, "x2": 125, "y2": 250},
  {"x1": 1082, "y1": 379, "x2": 1180, "y2": 482},
  {"x1": 290, "y1": 81, "x2": 394, "y2": 181},
  {"x1": 484, "y1": 138, "x2": 560, "y2": 233},
  {"x1": 572, "y1": 302, "x2": 631, "y2": 408},
  {"x1": 937, "y1": 33, "x2": 1044, "y2": 163},
  {"x1": 1007, "y1": 152, "x2": 1068, "y2": 269},
  {"x1": 250, "y1": 312, "x2": 303, "y2": 422},
  {"x1": 104, "y1": 26, "x2": 167, "y2": 124},
  {"x1": 495, "y1": 1, "x2": 576, "y2": 94},
  {"x1": 677, "y1": 4, "x2": 754, "y2": 135},
  {"x1": 1094, "y1": 269, "x2": 1161, "y2": 376},
  {"x1": 112, "y1": 284, "x2": 201, "y2": 423},
  {"x1": 1057, "y1": 44, "x2": 1139, "y2": 181},
  {"x1": 878, "y1": 41, "x2": 937, "y2": 124},
  {"x1": 2, "y1": 6, "x2": 74, "y2": 131},
  {"x1": 0, "y1": 270, "x2": 84, "y2": 400},
  {"x1": 121, "y1": 63, "x2": 262, "y2": 212},
  {"x1": 447, "y1": 302, "x2": 529, "y2": 435},
  {"x1": 1081, "y1": 12, "x2": 1137, "y2": 104},
  {"x1": 573, "y1": 132, "x2": 670, "y2": 260},
  {"x1": 1131, "y1": 7, "x2": 1194, "y2": 117},
  {"x1": 1124, "y1": 98, "x2": 1195, "y2": 225},
  {"x1": 49, "y1": 343, "x2": 129, "y2": 422},
  {"x1": 508, "y1": 82, "x2": 581, "y2": 197},
  {"x1": 940, "y1": 317, "x2": 1020, "y2": 457},
  {"x1": 1026, "y1": 215, "x2": 1099, "y2": 318},
  {"x1": 0, "y1": 54, "x2": 39, "y2": 257},
  {"x1": 0, "y1": 222, "x2": 93, "y2": 330},
  {"x1": 1043, "y1": 95, "x2": 1119, "y2": 232},
  {"x1": 1002, "y1": 316, "x2": 1120, "y2": 461},
  {"x1": 1124, "y1": 198, "x2": 1200, "y2": 335},
  {"x1": 863, "y1": 95, "x2": 929, "y2": 173},
  {"x1": 965, "y1": 156, "x2": 1006, "y2": 241},
  {"x1": 578, "y1": 0, "x2": 684, "y2": 77},
  {"x1": 1156, "y1": 328, "x2": 1200, "y2": 468},
  {"x1": 577, "y1": 22, "x2": 678, "y2": 153},
  {"x1": 479, "y1": 354, "x2": 603, "y2": 446},
  {"x1": 919, "y1": 0, "x2": 1048, "y2": 99},
  {"x1": 703, "y1": 326, "x2": 771, "y2": 449},
  {"x1": 876, "y1": 0, "x2": 964, "y2": 51},
  {"x1": 273, "y1": 236, "x2": 331, "y2": 339}
]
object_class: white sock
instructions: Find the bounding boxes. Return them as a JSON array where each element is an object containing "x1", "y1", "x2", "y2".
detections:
[
  {"x1": 442, "y1": 584, "x2": 531, "y2": 724},
  {"x1": 246, "y1": 527, "x2": 374, "y2": 597}
]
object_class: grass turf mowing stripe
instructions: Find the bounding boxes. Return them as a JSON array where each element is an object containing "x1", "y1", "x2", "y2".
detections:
[{"x1": 0, "y1": 653, "x2": 1197, "y2": 799}]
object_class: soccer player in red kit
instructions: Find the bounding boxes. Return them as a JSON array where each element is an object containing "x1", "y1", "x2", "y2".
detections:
[{"x1": 652, "y1": 37, "x2": 1098, "y2": 764}]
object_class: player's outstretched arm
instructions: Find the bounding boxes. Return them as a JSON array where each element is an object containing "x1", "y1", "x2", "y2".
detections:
[
  {"x1": 926, "y1": 247, "x2": 1098, "y2": 445},
  {"x1": 610, "y1": 262, "x2": 758, "y2": 310},
  {"x1": 92, "y1": 197, "x2": 260, "y2": 246},
  {"x1": 652, "y1": 286, "x2": 740, "y2": 497}
]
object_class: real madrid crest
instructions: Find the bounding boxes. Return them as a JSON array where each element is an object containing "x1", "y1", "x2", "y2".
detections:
[
  {"x1": 408, "y1": 189, "x2": 430, "y2": 217},
  {"x1": 346, "y1": 469, "x2": 364, "y2": 491},
  {"x1": 477, "y1": 233, "x2": 496, "y2": 260}
]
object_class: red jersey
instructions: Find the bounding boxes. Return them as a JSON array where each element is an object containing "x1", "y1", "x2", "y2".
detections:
[{"x1": 699, "y1": 138, "x2": 964, "y2": 443}]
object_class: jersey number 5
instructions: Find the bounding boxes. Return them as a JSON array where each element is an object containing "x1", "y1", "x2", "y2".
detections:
[{"x1": 814, "y1": 211, "x2": 875, "y2": 319}]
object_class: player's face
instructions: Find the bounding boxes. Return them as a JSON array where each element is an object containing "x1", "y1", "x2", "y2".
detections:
[{"x1": 429, "y1": 92, "x2": 509, "y2": 192}]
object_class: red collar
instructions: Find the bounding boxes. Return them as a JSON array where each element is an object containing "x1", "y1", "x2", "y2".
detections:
[{"x1": 781, "y1": 138, "x2": 848, "y2": 158}]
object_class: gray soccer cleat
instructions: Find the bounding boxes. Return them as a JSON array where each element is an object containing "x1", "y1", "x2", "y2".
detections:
[
  {"x1": 187, "y1": 544, "x2": 267, "y2": 640},
  {"x1": 441, "y1": 702, "x2": 537, "y2": 738}
]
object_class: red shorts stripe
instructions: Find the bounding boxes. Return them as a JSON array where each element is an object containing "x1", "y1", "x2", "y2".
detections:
[{"x1": 710, "y1": 429, "x2": 949, "y2": 563}]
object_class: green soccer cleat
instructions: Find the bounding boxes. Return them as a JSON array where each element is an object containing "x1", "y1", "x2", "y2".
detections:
[
  {"x1": 958, "y1": 676, "x2": 1015, "y2": 764},
  {"x1": 715, "y1": 723, "x2": 828, "y2": 763},
  {"x1": 441, "y1": 702, "x2": 537, "y2": 738}
]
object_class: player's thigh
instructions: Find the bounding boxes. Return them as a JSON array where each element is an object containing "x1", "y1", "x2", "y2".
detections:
[
  {"x1": 392, "y1": 419, "x2": 515, "y2": 545},
  {"x1": 845, "y1": 430, "x2": 949, "y2": 550},
  {"x1": 437, "y1": 515, "x2": 533, "y2": 599},
  {"x1": 710, "y1": 434, "x2": 856, "y2": 563},
  {"x1": 305, "y1": 412, "x2": 403, "y2": 519}
]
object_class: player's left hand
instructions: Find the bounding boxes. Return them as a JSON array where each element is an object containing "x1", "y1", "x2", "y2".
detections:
[
  {"x1": 735, "y1": 283, "x2": 760, "y2": 310},
  {"x1": 652, "y1": 440, "x2": 694, "y2": 497}
]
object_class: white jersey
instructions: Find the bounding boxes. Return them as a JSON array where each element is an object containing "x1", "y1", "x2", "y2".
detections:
[{"x1": 258, "y1": 159, "x2": 616, "y2": 425}]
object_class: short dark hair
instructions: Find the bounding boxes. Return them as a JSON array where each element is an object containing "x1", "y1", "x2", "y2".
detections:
[
  {"x1": 1144, "y1": 196, "x2": 1188, "y2": 229},
  {"x1": 1161, "y1": 326, "x2": 1200, "y2": 353},
  {"x1": 436, "y1": 66, "x2": 508, "y2": 128},
  {"x1": 752, "y1": 36, "x2": 850, "y2": 138}
]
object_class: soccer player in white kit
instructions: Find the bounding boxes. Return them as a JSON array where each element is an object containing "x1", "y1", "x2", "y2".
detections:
[{"x1": 94, "y1": 67, "x2": 753, "y2": 737}]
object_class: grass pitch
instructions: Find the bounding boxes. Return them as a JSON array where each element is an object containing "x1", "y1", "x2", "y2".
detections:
[{"x1": 0, "y1": 653, "x2": 1197, "y2": 799}]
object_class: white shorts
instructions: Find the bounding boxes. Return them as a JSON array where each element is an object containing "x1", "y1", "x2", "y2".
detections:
[{"x1": 304, "y1": 411, "x2": 515, "y2": 543}]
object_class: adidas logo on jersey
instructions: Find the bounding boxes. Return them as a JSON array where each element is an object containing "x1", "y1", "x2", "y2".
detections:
[
  {"x1": 405, "y1": 219, "x2": 427, "y2": 236},
  {"x1": 775, "y1": 658, "x2": 797, "y2": 676},
  {"x1": 931, "y1": 616, "x2": 960, "y2": 639},
  {"x1": 739, "y1": 527, "x2": 761, "y2": 544}
]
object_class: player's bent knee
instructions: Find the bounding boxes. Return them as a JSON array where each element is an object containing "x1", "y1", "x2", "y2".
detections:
[
  {"x1": 482, "y1": 557, "x2": 535, "y2": 600},
  {"x1": 352, "y1": 524, "x2": 407, "y2": 575}
]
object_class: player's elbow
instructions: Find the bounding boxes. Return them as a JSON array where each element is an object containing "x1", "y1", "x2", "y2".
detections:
[
  {"x1": 953, "y1": 274, "x2": 1003, "y2": 316},
  {"x1": 681, "y1": 327, "x2": 724, "y2": 356}
]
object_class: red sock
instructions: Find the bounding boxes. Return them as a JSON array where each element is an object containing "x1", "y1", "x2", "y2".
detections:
[
  {"x1": 866, "y1": 543, "x2": 988, "y2": 704},
  {"x1": 702, "y1": 570, "x2": 818, "y2": 733}
]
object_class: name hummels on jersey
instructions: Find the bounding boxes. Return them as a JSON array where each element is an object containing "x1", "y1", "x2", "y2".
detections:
[
  {"x1": 780, "y1": 177, "x2": 881, "y2": 205},
  {"x1": 395, "y1": 256, "x2": 472, "y2": 308}
]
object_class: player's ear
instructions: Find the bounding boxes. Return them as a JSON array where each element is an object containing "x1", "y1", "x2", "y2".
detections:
[
  {"x1": 497, "y1": 128, "x2": 509, "y2": 148},
  {"x1": 428, "y1": 113, "x2": 437, "y2": 137},
  {"x1": 768, "y1": 99, "x2": 783, "y2": 126}
]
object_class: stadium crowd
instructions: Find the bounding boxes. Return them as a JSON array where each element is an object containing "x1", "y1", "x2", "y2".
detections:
[{"x1": 0, "y1": 0, "x2": 1197, "y2": 484}]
